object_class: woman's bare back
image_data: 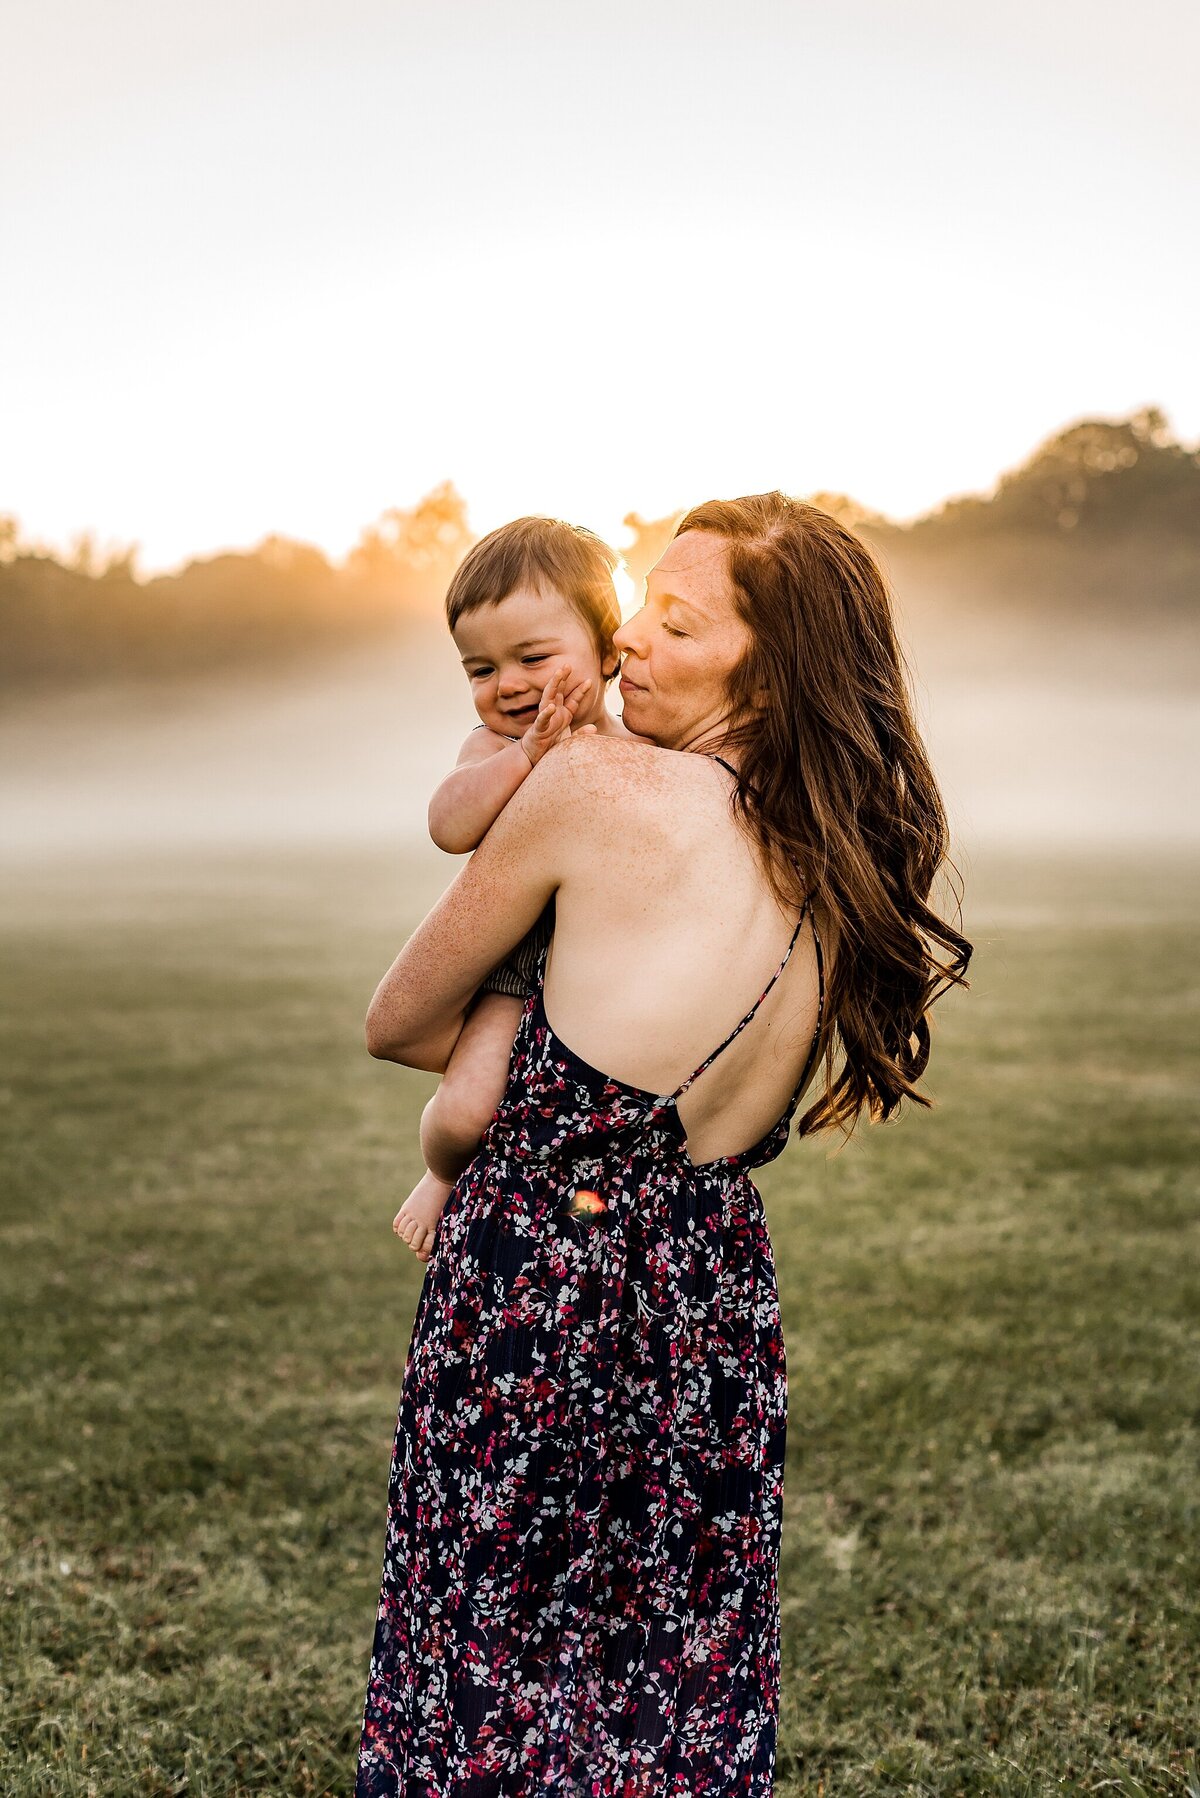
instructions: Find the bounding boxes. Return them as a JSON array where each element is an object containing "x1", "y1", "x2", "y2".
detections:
[{"x1": 540, "y1": 735, "x2": 827, "y2": 1166}]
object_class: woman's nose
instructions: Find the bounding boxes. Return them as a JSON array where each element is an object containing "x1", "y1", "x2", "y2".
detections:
[{"x1": 612, "y1": 612, "x2": 645, "y2": 657}]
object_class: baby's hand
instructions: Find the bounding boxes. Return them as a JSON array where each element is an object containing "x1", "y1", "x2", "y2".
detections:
[{"x1": 520, "y1": 663, "x2": 595, "y2": 764}]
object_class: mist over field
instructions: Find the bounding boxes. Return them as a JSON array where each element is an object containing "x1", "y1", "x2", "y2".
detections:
[
  {"x1": 0, "y1": 628, "x2": 459, "y2": 859},
  {"x1": 3, "y1": 611, "x2": 1195, "y2": 867},
  {"x1": 3, "y1": 410, "x2": 1198, "y2": 866}
]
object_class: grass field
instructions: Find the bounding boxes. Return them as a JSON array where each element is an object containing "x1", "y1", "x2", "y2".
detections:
[{"x1": 2, "y1": 845, "x2": 1197, "y2": 1796}]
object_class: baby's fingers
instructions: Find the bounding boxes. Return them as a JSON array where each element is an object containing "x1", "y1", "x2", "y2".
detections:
[{"x1": 535, "y1": 687, "x2": 562, "y2": 726}]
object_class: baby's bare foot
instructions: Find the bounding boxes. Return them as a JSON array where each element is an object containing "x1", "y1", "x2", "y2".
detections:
[{"x1": 393, "y1": 1169, "x2": 454, "y2": 1263}]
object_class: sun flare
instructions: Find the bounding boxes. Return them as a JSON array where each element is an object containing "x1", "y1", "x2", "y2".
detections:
[{"x1": 613, "y1": 560, "x2": 640, "y2": 624}]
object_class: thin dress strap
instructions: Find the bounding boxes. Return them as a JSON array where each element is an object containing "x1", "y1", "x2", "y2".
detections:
[
  {"x1": 668, "y1": 898, "x2": 813, "y2": 1103},
  {"x1": 661, "y1": 750, "x2": 826, "y2": 1112}
]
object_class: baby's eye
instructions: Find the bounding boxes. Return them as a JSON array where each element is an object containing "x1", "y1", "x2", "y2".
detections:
[
  {"x1": 523, "y1": 655, "x2": 548, "y2": 664},
  {"x1": 470, "y1": 668, "x2": 494, "y2": 679}
]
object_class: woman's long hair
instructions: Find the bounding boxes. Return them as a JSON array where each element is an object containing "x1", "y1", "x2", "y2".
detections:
[{"x1": 674, "y1": 492, "x2": 972, "y2": 1139}]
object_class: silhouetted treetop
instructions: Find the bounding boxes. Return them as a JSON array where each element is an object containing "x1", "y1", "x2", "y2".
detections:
[
  {"x1": 620, "y1": 511, "x2": 683, "y2": 592},
  {"x1": 0, "y1": 484, "x2": 475, "y2": 685},
  {"x1": 907, "y1": 408, "x2": 1200, "y2": 540},
  {"x1": 347, "y1": 482, "x2": 476, "y2": 602}
]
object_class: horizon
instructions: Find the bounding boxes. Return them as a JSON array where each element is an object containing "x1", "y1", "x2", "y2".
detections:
[{"x1": 5, "y1": 401, "x2": 1192, "y2": 581}]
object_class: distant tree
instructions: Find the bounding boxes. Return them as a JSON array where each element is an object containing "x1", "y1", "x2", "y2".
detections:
[
  {"x1": 348, "y1": 481, "x2": 475, "y2": 611},
  {"x1": 1128, "y1": 405, "x2": 1173, "y2": 448},
  {"x1": 920, "y1": 408, "x2": 1200, "y2": 537},
  {"x1": 67, "y1": 530, "x2": 99, "y2": 577},
  {"x1": 806, "y1": 492, "x2": 894, "y2": 537},
  {"x1": 144, "y1": 539, "x2": 345, "y2": 654},
  {"x1": 99, "y1": 543, "x2": 140, "y2": 581},
  {"x1": 620, "y1": 510, "x2": 683, "y2": 594},
  {"x1": 64, "y1": 529, "x2": 140, "y2": 580},
  {"x1": 253, "y1": 534, "x2": 335, "y2": 583}
]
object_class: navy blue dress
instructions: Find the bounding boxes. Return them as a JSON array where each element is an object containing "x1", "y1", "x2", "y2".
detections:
[{"x1": 357, "y1": 756, "x2": 826, "y2": 1796}]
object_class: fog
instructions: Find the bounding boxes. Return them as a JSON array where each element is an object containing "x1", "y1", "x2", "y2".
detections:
[
  {"x1": 914, "y1": 672, "x2": 1198, "y2": 850},
  {"x1": 0, "y1": 626, "x2": 461, "y2": 860},
  {"x1": 2, "y1": 620, "x2": 1196, "y2": 868}
]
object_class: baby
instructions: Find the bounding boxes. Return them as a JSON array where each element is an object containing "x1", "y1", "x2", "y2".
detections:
[{"x1": 393, "y1": 515, "x2": 649, "y2": 1262}]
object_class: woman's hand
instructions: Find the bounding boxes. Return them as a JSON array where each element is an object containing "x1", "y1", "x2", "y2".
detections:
[{"x1": 519, "y1": 662, "x2": 596, "y2": 765}]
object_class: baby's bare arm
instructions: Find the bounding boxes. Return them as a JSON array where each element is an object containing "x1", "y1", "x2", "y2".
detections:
[
  {"x1": 428, "y1": 663, "x2": 595, "y2": 855},
  {"x1": 428, "y1": 735, "x2": 533, "y2": 855}
]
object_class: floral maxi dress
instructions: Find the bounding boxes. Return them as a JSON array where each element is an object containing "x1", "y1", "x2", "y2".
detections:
[{"x1": 357, "y1": 869, "x2": 826, "y2": 1796}]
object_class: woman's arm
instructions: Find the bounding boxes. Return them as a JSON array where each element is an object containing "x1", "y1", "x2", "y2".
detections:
[{"x1": 367, "y1": 744, "x2": 579, "y2": 1071}]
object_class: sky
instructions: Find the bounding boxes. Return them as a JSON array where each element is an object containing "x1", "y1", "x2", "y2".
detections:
[{"x1": 3, "y1": 0, "x2": 1198, "y2": 574}]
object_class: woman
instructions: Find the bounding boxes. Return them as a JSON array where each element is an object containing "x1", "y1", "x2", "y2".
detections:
[{"x1": 356, "y1": 494, "x2": 971, "y2": 1796}]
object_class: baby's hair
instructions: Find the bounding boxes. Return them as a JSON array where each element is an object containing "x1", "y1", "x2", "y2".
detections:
[{"x1": 445, "y1": 516, "x2": 622, "y2": 684}]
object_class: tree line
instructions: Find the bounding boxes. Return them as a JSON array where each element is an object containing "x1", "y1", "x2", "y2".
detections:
[{"x1": 2, "y1": 410, "x2": 1197, "y2": 689}]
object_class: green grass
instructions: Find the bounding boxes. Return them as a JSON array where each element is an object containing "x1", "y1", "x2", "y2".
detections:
[{"x1": 1, "y1": 846, "x2": 1197, "y2": 1795}]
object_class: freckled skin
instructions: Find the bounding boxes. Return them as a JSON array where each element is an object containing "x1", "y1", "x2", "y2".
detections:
[
  {"x1": 369, "y1": 533, "x2": 828, "y2": 1170},
  {"x1": 612, "y1": 531, "x2": 767, "y2": 756},
  {"x1": 356, "y1": 530, "x2": 828, "y2": 1789}
]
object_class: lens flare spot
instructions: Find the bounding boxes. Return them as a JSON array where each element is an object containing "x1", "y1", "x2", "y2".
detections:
[{"x1": 564, "y1": 1187, "x2": 608, "y2": 1221}]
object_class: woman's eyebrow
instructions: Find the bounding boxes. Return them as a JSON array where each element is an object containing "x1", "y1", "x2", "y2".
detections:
[{"x1": 656, "y1": 591, "x2": 709, "y2": 622}]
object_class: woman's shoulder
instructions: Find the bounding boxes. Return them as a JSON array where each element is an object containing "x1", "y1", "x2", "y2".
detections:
[
  {"x1": 551, "y1": 733, "x2": 712, "y2": 801},
  {"x1": 525, "y1": 736, "x2": 728, "y2": 860}
]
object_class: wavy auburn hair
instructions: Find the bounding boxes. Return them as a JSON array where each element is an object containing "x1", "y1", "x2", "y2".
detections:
[{"x1": 674, "y1": 492, "x2": 972, "y2": 1139}]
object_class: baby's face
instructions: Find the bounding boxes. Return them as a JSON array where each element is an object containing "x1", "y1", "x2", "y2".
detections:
[{"x1": 452, "y1": 585, "x2": 611, "y2": 736}]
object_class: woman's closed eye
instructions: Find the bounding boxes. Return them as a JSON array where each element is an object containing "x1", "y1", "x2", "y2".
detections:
[{"x1": 661, "y1": 623, "x2": 689, "y2": 639}]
